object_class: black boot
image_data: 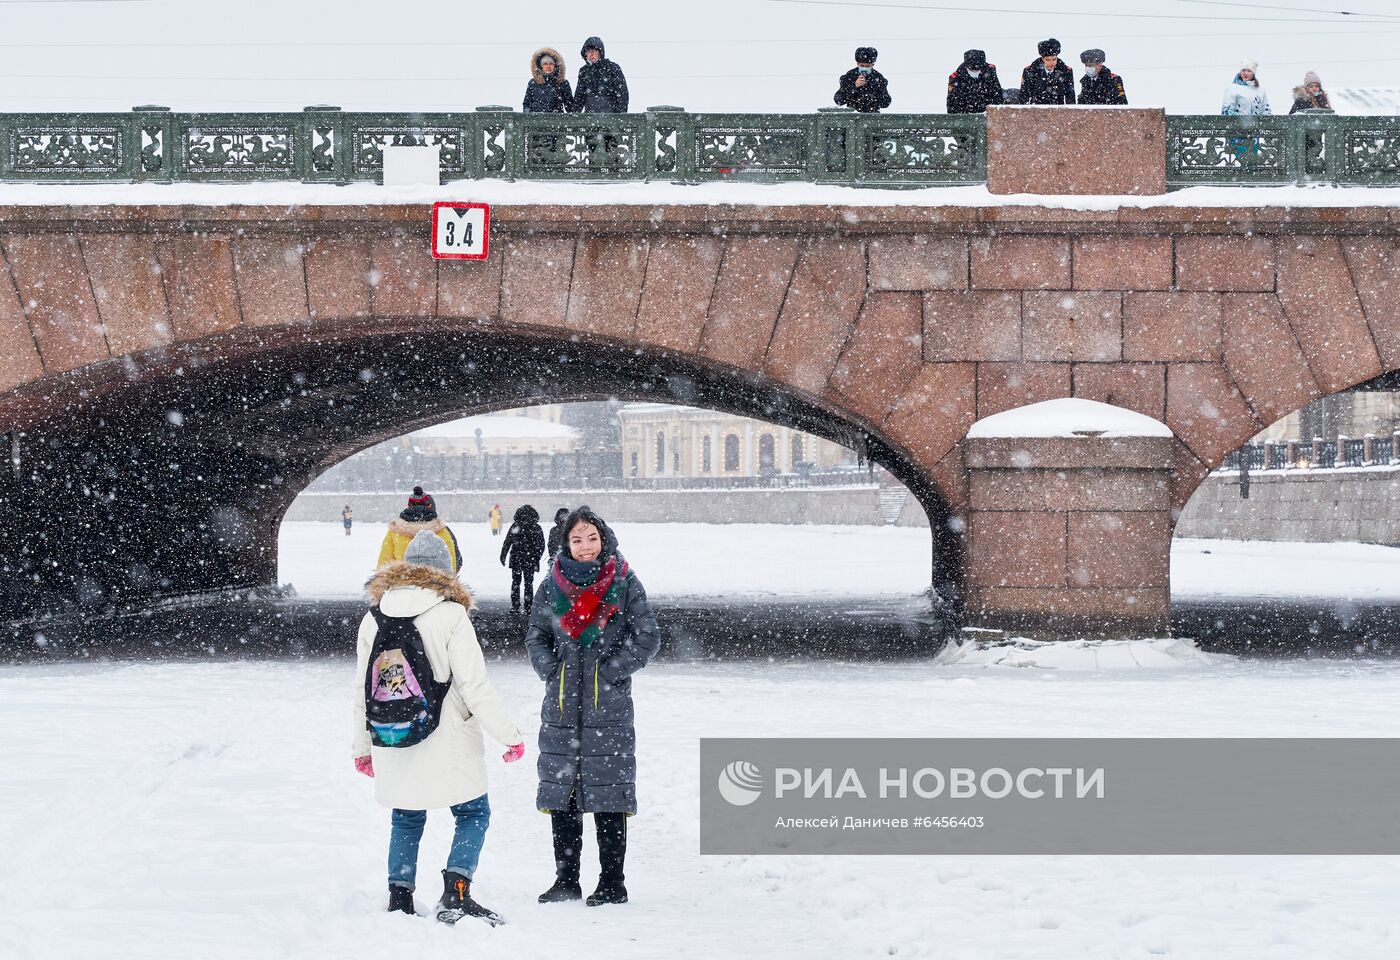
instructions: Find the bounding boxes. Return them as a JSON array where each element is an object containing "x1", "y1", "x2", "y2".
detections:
[
  {"x1": 388, "y1": 884, "x2": 415, "y2": 915},
  {"x1": 434, "y1": 870, "x2": 505, "y2": 926},
  {"x1": 587, "y1": 812, "x2": 629, "y2": 906},
  {"x1": 540, "y1": 808, "x2": 584, "y2": 903}
]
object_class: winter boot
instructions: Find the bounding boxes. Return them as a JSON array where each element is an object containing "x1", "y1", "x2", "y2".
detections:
[
  {"x1": 387, "y1": 884, "x2": 415, "y2": 915},
  {"x1": 587, "y1": 812, "x2": 628, "y2": 906},
  {"x1": 540, "y1": 809, "x2": 584, "y2": 903},
  {"x1": 434, "y1": 870, "x2": 505, "y2": 927}
]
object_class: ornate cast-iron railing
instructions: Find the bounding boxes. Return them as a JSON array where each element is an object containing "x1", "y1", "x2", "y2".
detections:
[
  {"x1": 0, "y1": 105, "x2": 985, "y2": 187},
  {"x1": 1, "y1": 106, "x2": 1396, "y2": 188}
]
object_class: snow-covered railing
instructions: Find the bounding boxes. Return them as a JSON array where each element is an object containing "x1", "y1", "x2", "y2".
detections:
[
  {"x1": 1221, "y1": 435, "x2": 1400, "y2": 473},
  {"x1": 1168, "y1": 112, "x2": 1400, "y2": 187},
  {"x1": 0, "y1": 106, "x2": 986, "y2": 187},
  {"x1": 6, "y1": 107, "x2": 1395, "y2": 189}
]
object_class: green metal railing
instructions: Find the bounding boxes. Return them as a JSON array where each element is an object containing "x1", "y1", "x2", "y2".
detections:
[
  {"x1": 0, "y1": 105, "x2": 985, "y2": 187},
  {"x1": 1, "y1": 106, "x2": 1396, "y2": 189},
  {"x1": 1167, "y1": 111, "x2": 1400, "y2": 187}
]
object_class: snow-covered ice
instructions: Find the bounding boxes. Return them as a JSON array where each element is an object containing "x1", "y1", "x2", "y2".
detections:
[
  {"x1": 278, "y1": 521, "x2": 1400, "y2": 604},
  {"x1": 4, "y1": 654, "x2": 1400, "y2": 959}
]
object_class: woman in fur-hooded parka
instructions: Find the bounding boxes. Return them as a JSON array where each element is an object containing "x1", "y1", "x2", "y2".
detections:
[
  {"x1": 523, "y1": 46, "x2": 573, "y2": 113},
  {"x1": 352, "y1": 562, "x2": 524, "y2": 811}
]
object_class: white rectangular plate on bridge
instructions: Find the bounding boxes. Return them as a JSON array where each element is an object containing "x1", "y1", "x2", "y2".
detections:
[{"x1": 431, "y1": 201, "x2": 491, "y2": 261}]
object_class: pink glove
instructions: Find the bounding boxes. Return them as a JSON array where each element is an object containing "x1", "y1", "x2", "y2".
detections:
[
  {"x1": 354, "y1": 755, "x2": 374, "y2": 778},
  {"x1": 502, "y1": 742, "x2": 526, "y2": 764}
]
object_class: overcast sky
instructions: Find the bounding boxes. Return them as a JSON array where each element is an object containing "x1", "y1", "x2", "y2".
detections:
[{"x1": 3, "y1": 0, "x2": 1400, "y2": 114}]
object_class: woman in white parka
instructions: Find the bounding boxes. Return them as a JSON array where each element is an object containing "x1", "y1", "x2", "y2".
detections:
[
  {"x1": 1222, "y1": 60, "x2": 1271, "y2": 116},
  {"x1": 352, "y1": 529, "x2": 526, "y2": 925}
]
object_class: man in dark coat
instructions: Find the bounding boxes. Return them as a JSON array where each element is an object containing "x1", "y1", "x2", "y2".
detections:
[
  {"x1": 1020, "y1": 38, "x2": 1076, "y2": 105},
  {"x1": 570, "y1": 36, "x2": 628, "y2": 113},
  {"x1": 834, "y1": 46, "x2": 892, "y2": 113},
  {"x1": 947, "y1": 49, "x2": 1004, "y2": 114},
  {"x1": 546, "y1": 506, "x2": 570, "y2": 560},
  {"x1": 1077, "y1": 49, "x2": 1127, "y2": 105},
  {"x1": 526, "y1": 506, "x2": 660, "y2": 907},
  {"x1": 500, "y1": 504, "x2": 546, "y2": 613}
]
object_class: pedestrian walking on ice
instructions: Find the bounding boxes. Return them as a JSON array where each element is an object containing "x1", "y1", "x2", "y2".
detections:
[
  {"x1": 489, "y1": 503, "x2": 503, "y2": 537},
  {"x1": 547, "y1": 506, "x2": 570, "y2": 561},
  {"x1": 352, "y1": 530, "x2": 527, "y2": 924},
  {"x1": 500, "y1": 504, "x2": 546, "y2": 613},
  {"x1": 377, "y1": 487, "x2": 462, "y2": 573},
  {"x1": 342, "y1": 504, "x2": 354, "y2": 537},
  {"x1": 526, "y1": 506, "x2": 661, "y2": 906}
]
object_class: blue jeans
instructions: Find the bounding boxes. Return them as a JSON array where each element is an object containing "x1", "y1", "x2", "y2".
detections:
[{"x1": 387, "y1": 794, "x2": 491, "y2": 890}]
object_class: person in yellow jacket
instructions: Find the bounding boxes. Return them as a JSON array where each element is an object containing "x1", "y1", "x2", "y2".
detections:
[
  {"x1": 489, "y1": 504, "x2": 503, "y2": 537},
  {"x1": 378, "y1": 487, "x2": 463, "y2": 573}
]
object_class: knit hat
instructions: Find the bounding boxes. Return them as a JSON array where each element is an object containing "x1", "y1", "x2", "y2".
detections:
[
  {"x1": 855, "y1": 46, "x2": 878, "y2": 63},
  {"x1": 1038, "y1": 38, "x2": 1061, "y2": 57},
  {"x1": 963, "y1": 49, "x2": 987, "y2": 70},
  {"x1": 407, "y1": 485, "x2": 433, "y2": 508},
  {"x1": 403, "y1": 529, "x2": 454, "y2": 574},
  {"x1": 1239, "y1": 59, "x2": 1259, "y2": 74},
  {"x1": 1080, "y1": 48, "x2": 1106, "y2": 65},
  {"x1": 1304, "y1": 70, "x2": 1322, "y2": 87},
  {"x1": 399, "y1": 485, "x2": 438, "y2": 523}
]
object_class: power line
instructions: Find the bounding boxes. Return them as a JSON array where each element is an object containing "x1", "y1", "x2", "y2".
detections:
[
  {"x1": 1176, "y1": 0, "x2": 1400, "y2": 19},
  {"x1": 766, "y1": 0, "x2": 1396, "y2": 22}
]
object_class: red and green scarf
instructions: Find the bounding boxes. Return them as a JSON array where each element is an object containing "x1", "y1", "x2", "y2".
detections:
[{"x1": 553, "y1": 553, "x2": 630, "y2": 648}]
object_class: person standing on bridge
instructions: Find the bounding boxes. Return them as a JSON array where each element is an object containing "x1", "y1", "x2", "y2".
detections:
[
  {"x1": 523, "y1": 47, "x2": 574, "y2": 113},
  {"x1": 489, "y1": 503, "x2": 503, "y2": 537},
  {"x1": 947, "y1": 49, "x2": 1004, "y2": 114},
  {"x1": 1290, "y1": 71, "x2": 1330, "y2": 113},
  {"x1": 570, "y1": 37, "x2": 628, "y2": 113},
  {"x1": 378, "y1": 487, "x2": 463, "y2": 573},
  {"x1": 1020, "y1": 38, "x2": 1076, "y2": 105},
  {"x1": 526, "y1": 506, "x2": 660, "y2": 907},
  {"x1": 1222, "y1": 60, "x2": 1271, "y2": 116},
  {"x1": 834, "y1": 46, "x2": 892, "y2": 113},
  {"x1": 500, "y1": 504, "x2": 546, "y2": 613},
  {"x1": 1077, "y1": 49, "x2": 1127, "y2": 105},
  {"x1": 352, "y1": 529, "x2": 527, "y2": 923}
]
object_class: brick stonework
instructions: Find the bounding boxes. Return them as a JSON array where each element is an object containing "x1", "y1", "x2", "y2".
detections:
[{"x1": 0, "y1": 198, "x2": 1397, "y2": 633}]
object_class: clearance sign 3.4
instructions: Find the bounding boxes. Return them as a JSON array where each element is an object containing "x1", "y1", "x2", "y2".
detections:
[{"x1": 431, "y1": 202, "x2": 490, "y2": 261}]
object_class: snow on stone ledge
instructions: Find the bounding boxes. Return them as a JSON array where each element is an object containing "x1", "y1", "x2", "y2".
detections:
[
  {"x1": 935, "y1": 636, "x2": 1230, "y2": 670},
  {"x1": 966, "y1": 397, "x2": 1173, "y2": 440}
]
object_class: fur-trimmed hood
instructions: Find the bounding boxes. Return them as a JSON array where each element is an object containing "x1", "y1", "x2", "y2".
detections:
[
  {"x1": 367, "y1": 561, "x2": 474, "y2": 610},
  {"x1": 388, "y1": 516, "x2": 445, "y2": 538},
  {"x1": 531, "y1": 46, "x2": 567, "y2": 84}
]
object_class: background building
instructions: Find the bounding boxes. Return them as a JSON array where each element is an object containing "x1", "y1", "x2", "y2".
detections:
[{"x1": 617, "y1": 403, "x2": 853, "y2": 480}]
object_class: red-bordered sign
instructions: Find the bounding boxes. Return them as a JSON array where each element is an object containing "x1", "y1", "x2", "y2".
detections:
[{"x1": 431, "y1": 201, "x2": 491, "y2": 261}]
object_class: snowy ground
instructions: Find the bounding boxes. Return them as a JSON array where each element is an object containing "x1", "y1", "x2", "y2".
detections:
[
  {"x1": 4, "y1": 654, "x2": 1400, "y2": 960},
  {"x1": 279, "y1": 521, "x2": 1400, "y2": 603}
]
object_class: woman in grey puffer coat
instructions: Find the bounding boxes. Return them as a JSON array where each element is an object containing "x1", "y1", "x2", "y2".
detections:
[{"x1": 524, "y1": 505, "x2": 660, "y2": 907}]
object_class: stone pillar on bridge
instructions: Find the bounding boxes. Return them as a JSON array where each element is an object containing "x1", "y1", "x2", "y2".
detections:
[{"x1": 961, "y1": 399, "x2": 1175, "y2": 637}]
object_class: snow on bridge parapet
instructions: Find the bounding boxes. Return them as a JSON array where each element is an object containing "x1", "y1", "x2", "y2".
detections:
[
  {"x1": 967, "y1": 397, "x2": 1174, "y2": 440},
  {"x1": 962, "y1": 399, "x2": 1176, "y2": 637}
]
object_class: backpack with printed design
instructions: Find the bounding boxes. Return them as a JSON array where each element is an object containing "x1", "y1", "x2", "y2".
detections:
[{"x1": 364, "y1": 606, "x2": 453, "y2": 748}]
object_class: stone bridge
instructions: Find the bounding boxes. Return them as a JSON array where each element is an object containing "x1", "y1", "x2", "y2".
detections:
[{"x1": 2, "y1": 194, "x2": 1399, "y2": 631}]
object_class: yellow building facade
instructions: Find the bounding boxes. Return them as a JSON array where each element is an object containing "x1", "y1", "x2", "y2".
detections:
[{"x1": 616, "y1": 403, "x2": 852, "y2": 479}]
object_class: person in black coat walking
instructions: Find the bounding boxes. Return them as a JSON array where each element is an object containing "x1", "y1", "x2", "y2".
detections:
[
  {"x1": 526, "y1": 506, "x2": 661, "y2": 908},
  {"x1": 570, "y1": 36, "x2": 628, "y2": 113},
  {"x1": 500, "y1": 504, "x2": 546, "y2": 613},
  {"x1": 1020, "y1": 38, "x2": 1076, "y2": 105},
  {"x1": 523, "y1": 47, "x2": 573, "y2": 113},
  {"x1": 834, "y1": 46, "x2": 892, "y2": 113},
  {"x1": 947, "y1": 49, "x2": 1003, "y2": 114},
  {"x1": 1077, "y1": 49, "x2": 1127, "y2": 105},
  {"x1": 546, "y1": 507, "x2": 569, "y2": 561}
]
